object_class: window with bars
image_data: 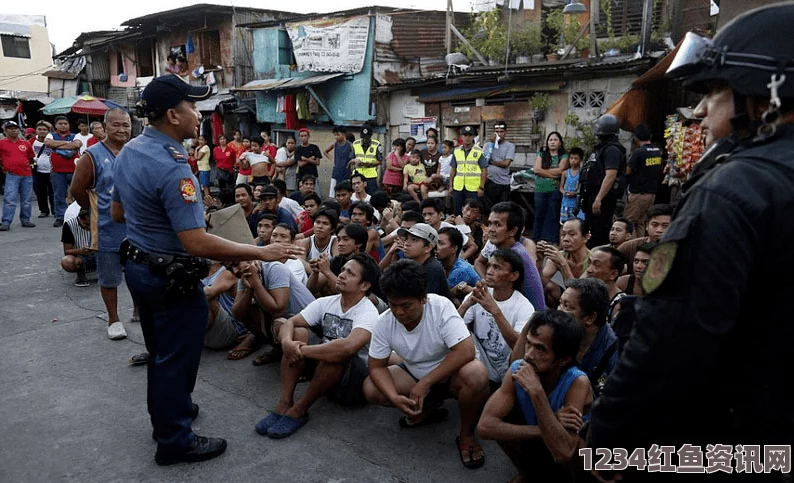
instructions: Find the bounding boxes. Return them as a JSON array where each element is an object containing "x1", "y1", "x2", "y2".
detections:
[
  {"x1": 2, "y1": 35, "x2": 31, "y2": 59},
  {"x1": 571, "y1": 91, "x2": 605, "y2": 109},
  {"x1": 597, "y1": 0, "x2": 665, "y2": 38}
]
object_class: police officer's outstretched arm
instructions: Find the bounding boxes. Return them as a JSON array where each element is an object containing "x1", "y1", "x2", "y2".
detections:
[{"x1": 178, "y1": 228, "x2": 302, "y2": 262}]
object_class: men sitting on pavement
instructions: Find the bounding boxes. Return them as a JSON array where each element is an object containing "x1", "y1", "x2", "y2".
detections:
[
  {"x1": 420, "y1": 198, "x2": 476, "y2": 261},
  {"x1": 308, "y1": 222, "x2": 368, "y2": 297},
  {"x1": 257, "y1": 184, "x2": 299, "y2": 233},
  {"x1": 202, "y1": 261, "x2": 248, "y2": 350},
  {"x1": 478, "y1": 310, "x2": 591, "y2": 482},
  {"x1": 229, "y1": 258, "x2": 315, "y2": 364},
  {"x1": 583, "y1": 246, "x2": 626, "y2": 301},
  {"x1": 396, "y1": 223, "x2": 451, "y2": 299},
  {"x1": 334, "y1": 180, "x2": 354, "y2": 223},
  {"x1": 453, "y1": 198, "x2": 485, "y2": 263},
  {"x1": 271, "y1": 223, "x2": 309, "y2": 284},
  {"x1": 539, "y1": 218, "x2": 591, "y2": 308},
  {"x1": 273, "y1": 179, "x2": 303, "y2": 219},
  {"x1": 350, "y1": 201, "x2": 384, "y2": 262},
  {"x1": 364, "y1": 260, "x2": 491, "y2": 469},
  {"x1": 475, "y1": 201, "x2": 545, "y2": 310},
  {"x1": 608, "y1": 218, "x2": 633, "y2": 249},
  {"x1": 297, "y1": 208, "x2": 338, "y2": 264},
  {"x1": 60, "y1": 207, "x2": 95, "y2": 287},
  {"x1": 437, "y1": 226, "x2": 480, "y2": 304},
  {"x1": 295, "y1": 192, "x2": 322, "y2": 239},
  {"x1": 255, "y1": 253, "x2": 381, "y2": 438},
  {"x1": 616, "y1": 242, "x2": 656, "y2": 296},
  {"x1": 255, "y1": 214, "x2": 277, "y2": 246},
  {"x1": 458, "y1": 249, "x2": 534, "y2": 389},
  {"x1": 617, "y1": 204, "x2": 672, "y2": 265}
]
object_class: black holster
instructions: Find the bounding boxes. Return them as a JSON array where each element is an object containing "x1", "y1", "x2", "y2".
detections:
[{"x1": 120, "y1": 239, "x2": 210, "y2": 299}]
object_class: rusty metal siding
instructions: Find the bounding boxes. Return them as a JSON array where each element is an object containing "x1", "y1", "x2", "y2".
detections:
[
  {"x1": 390, "y1": 13, "x2": 448, "y2": 59},
  {"x1": 87, "y1": 51, "x2": 110, "y2": 82}
]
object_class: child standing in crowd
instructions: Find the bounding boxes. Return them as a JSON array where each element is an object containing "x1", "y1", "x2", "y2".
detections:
[
  {"x1": 403, "y1": 149, "x2": 427, "y2": 203},
  {"x1": 437, "y1": 140, "x2": 454, "y2": 187},
  {"x1": 559, "y1": 147, "x2": 585, "y2": 223},
  {"x1": 196, "y1": 136, "x2": 212, "y2": 197},
  {"x1": 382, "y1": 138, "x2": 408, "y2": 195}
]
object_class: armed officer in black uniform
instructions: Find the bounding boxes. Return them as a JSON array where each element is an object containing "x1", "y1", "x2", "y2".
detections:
[
  {"x1": 112, "y1": 74, "x2": 303, "y2": 465},
  {"x1": 587, "y1": 3, "x2": 794, "y2": 481}
]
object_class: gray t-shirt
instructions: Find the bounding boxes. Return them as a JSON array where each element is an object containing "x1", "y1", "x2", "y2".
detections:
[
  {"x1": 486, "y1": 140, "x2": 516, "y2": 185},
  {"x1": 237, "y1": 261, "x2": 315, "y2": 318}
]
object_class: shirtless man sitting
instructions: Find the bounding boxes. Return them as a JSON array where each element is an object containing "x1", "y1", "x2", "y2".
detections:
[{"x1": 616, "y1": 242, "x2": 656, "y2": 296}]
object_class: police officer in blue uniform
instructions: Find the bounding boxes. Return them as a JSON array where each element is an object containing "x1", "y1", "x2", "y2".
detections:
[
  {"x1": 112, "y1": 74, "x2": 302, "y2": 465},
  {"x1": 587, "y1": 4, "x2": 794, "y2": 481}
]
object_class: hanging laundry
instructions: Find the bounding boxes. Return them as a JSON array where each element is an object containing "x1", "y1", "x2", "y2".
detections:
[
  {"x1": 186, "y1": 33, "x2": 195, "y2": 54},
  {"x1": 211, "y1": 112, "x2": 224, "y2": 145},
  {"x1": 307, "y1": 91, "x2": 319, "y2": 115},
  {"x1": 296, "y1": 92, "x2": 310, "y2": 120},
  {"x1": 283, "y1": 94, "x2": 299, "y2": 130}
]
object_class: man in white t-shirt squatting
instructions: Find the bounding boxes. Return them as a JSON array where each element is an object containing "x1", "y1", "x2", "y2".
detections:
[
  {"x1": 364, "y1": 259, "x2": 491, "y2": 470},
  {"x1": 459, "y1": 248, "x2": 534, "y2": 389},
  {"x1": 255, "y1": 252, "x2": 381, "y2": 439}
]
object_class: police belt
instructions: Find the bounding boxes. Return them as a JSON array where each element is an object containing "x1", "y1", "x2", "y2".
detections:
[{"x1": 120, "y1": 240, "x2": 210, "y2": 297}]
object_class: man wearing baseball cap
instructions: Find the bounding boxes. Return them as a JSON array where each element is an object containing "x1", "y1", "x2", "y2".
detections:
[
  {"x1": 0, "y1": 120, "x2": 36, "y2": 231},
  {"x1": 351, "y1": 124, "x2": 382, "y2": 193},
  {"x1": 113, "y1": 74, "x2": 303, "y2": 465},
  {"x1": 396, "y1": 222, "x2": 450, "y2": 298},
  {"x1": 449, "y1": 125, "x2": 487, "y2": 215}
]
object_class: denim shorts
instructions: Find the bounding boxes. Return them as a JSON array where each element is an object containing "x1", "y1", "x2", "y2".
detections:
[
  {"x1": 96, "y1": 251, "x2": 123, "y2": 288},
  {"x1": 199, "y1": 170, "x2": 211, "y2": 187}
]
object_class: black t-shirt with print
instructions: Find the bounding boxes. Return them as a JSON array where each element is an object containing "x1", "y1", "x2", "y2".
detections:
[{"x1": 627, "y1": 144, "x2": 663, "y2": 194}]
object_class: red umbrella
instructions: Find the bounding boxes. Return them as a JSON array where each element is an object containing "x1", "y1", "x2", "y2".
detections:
[{"x1": 71, "y1": 95, "x2": 113, "y2": 116}]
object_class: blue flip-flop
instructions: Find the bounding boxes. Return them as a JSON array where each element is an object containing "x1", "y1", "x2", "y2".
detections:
[
  {"x1": 267, "y1": 414, "x2": 309, "y2": 439},
  {"x1": 255, "y1": 412, "x2": 283, "y2": 435}
]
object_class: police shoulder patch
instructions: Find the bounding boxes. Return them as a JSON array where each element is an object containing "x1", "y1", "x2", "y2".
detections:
[
  {"x1": 179, "y1": 178, "x2": 198, "y2": 203},
  {"x1": 641, "y1": 241, "x2": 677, "y2": 294}
]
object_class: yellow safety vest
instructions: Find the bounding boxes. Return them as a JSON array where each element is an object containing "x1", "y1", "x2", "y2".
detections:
[
  {"x1": 352, "y1": 139, "x2": 381, "y2": 179},
  {"x1": 452, "y1": 146, "x2": 484, "y2": 191}
]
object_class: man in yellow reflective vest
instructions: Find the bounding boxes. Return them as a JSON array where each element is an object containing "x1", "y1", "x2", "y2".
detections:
[
  {"x1": 351, "y1": 125, "x2": 383, "y2": 193},
  {"x1": 448, "y1": 125, "x2": 487, "y2": 215}
]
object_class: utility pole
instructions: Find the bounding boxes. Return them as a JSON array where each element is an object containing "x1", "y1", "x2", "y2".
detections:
[
  {"x1": 446, "y1": 0, "x2": 453, "y2": 55},
  {"x1": 640, "y1": 0, "x2": 653, "y2": 56}
]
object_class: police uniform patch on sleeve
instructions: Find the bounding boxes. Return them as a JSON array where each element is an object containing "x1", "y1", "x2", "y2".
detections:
[
  {"x1": 641, "y1": 241, "x2": 677, "y2": 294},
  {"x1": 179, "y1": 178, "x2": 198, "y2": 203}
]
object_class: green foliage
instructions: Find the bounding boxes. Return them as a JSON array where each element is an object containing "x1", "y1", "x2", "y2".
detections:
[
  {"x1": 529, "y1": 92, "x2": 551, "y2": 111},
  {"x1": 564, "y1": 116, "x2": 597, "y2": 155},
  {"x1": 511, "y1": 26, "x2": 543, "y2": 56},
  {"x1": 456, "y1": 8, "x2": 509, "y2": 62}
]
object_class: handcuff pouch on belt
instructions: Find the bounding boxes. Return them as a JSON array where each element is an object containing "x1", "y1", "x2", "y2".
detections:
[{"x1": 120, "y1": 239, "x2": 210, "y2": 298}]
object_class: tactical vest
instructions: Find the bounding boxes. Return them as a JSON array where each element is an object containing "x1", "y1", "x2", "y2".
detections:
[
  {"x1": 352, "y1": 139, "x2": 381, "y2": 179},
  {"x1": 452, "y1": 146, "x2": 484, "y2": 191}
]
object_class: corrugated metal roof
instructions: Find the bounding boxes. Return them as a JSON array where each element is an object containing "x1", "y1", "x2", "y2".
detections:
[
  {"x1": 233, "y1": 73, "x2": 344, "y2": 92},
  {"x1": 195, "y1": 94, "x2": 236, "y2": 112},
  {"x1": 389, "y1": 14, "x2": 447, "y2": 59},
  {"x1": 43, "y1": 70, "x2": 80, "y2": 80},
  {"x1": 0, "y1": 23, "x2": 31, "y2": 38},
  {"x1": 417, "y1": 82, "x2": 562, "y2": 103}
]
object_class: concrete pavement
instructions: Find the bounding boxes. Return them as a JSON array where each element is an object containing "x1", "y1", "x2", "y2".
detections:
[{"x1": 0, "y1": 200, "x2": 514, "y2": 483}]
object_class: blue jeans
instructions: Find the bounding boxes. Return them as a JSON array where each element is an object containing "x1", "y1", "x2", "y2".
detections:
[
  {"x1": 124, "y1": 260, "x2": 207, "y2": 451},
  {"x1": 51, "y1": 172, "x2": 73, "y2": 220},
  {"x1": 2, "y1": 174, "x2": 33, "y2": 225},
  {"x1": 533, "y1": 190, "x2": 562, "y2": 244}
]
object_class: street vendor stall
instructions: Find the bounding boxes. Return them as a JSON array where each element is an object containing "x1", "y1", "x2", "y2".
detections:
[{"x1": 663, "y1": 107, "x2": 705, "y2": 204}]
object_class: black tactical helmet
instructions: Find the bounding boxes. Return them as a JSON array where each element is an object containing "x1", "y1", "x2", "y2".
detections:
[
  {"x1": 666, "y1": 3, "x2": 794, "y2": 99},
  {"x1": 594, "y1": 114, "x2": 619, "y2": 137}
]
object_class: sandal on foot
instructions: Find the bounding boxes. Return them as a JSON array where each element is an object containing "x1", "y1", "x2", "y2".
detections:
[
  {"x1": 254, "y1": 412, "x2": 283, "y2": 435},
  {"x1": 227, "y1": 335, "x2": 258, "y2": 360},
  {"x1": 267, "y1": 414, "x2": 309, "y2": 439},
  {"x1": 398, "y1": 407, "x2": 448, "y2": 429},
  {"x1": 456, "y1": 436, "x2": 485, "y2": 469}
]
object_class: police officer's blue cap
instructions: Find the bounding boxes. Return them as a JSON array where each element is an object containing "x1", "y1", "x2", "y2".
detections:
[
  {"x1": 139, "y1": 74, "x2": 212, "y2": 114},
  {"x1": 461, "y1": 125, "x2": 476, "y2": 135},
  {"x1": 361, "y1": 124, "x2": 373, "y2": 138}
]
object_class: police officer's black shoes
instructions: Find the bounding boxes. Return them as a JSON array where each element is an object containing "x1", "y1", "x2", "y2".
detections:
[
  {"x1": 154, "y1": 435, "x2": 227, "y2": 466},
  {"x1": 151, "y1": 404, "x2": 200, "y2": 441}
]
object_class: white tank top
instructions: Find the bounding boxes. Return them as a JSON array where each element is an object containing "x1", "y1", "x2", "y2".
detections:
[{"x1": 309, "y1": 235, "x2": 336, "y2": 260}]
